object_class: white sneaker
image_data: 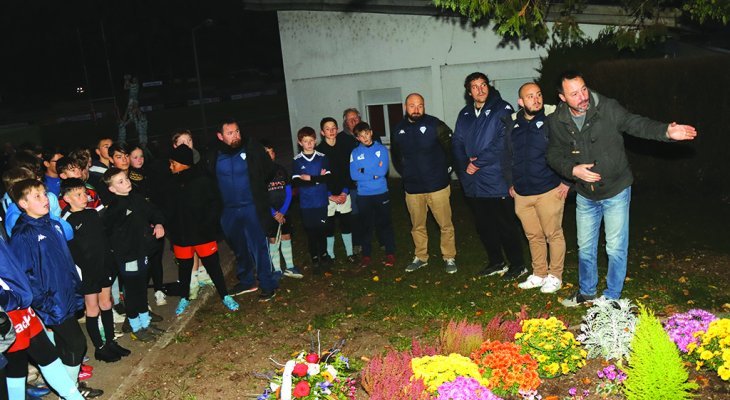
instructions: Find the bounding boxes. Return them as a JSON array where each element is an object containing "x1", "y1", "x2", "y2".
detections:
[
  {"x1": 189, "y1": 275, "x2": 199, "y2": 300},
  {"x1": 518, "y1": 274, "x2": 545, "y2": 289},
  {"x1": 540, "y1": 274, "x2": 562, "y2": 293},
  {"x1": 112, "y1": 308, "x2": 126, "y2": 324},
  {"x1": 154, "y1": 290, "x2": 167, "y2": 306}
]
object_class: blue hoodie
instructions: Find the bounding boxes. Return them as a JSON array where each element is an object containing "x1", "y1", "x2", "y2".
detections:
[
  {"x1": 350, "y1": 141, "x2": 389, "y2": 196},
  {"x1": 0, "y1": 237, "x2": 33, "y2": 312},
  {"x1": 4, "y1": 192, "x2": 73, "y2": 240},
  {"x1": 9, "y1": 214, "x2": 83, "y2": 326}
]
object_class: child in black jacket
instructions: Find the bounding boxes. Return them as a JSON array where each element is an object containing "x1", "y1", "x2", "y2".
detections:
[
  {"x1": 162, "y1": 145, "x2": 238, "y2": 315},
  {"x1": 102, "y1": 167, "x2": 165, "y2": 342},
  {"x1": 61, "y1": 178, "x2": 130, "y2": 362}
]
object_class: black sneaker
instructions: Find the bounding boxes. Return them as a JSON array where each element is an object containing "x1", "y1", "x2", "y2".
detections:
[
  {"x1": 130, "y1": 328, "x2": 155, "y2": 343},
  {"x1": 476, "y1": 262, "x2": 508, "y2": 278},
  {"x1": 146, "y1": 324, "x2": 165, "y2": 335},
  {"x1": 561, "y1": 291, "x2": 596, "y2": 307},
  {"x1": 78, "y1": 382, "x2": 104, "y2": 399},
  {"x1": 502, "y1": 266, "x2": 528, "y2": 281},
  {"x1": 121, "y1": 317, "x2": 131, "y2": 333},
  {"x1": 94, "y1": 344, "x2": 121, "y2": 363},
  {"x1": 107, "y1": 340, "x2": 131, "y2": 357},
  {"x1": 258, "y1": 289, "x2": 276, "y2": 302},
  {"x1": 346, "y1": 255, "x2": 358, "y2": 264}
]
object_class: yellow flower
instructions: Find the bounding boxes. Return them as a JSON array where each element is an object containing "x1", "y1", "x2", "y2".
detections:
[
  {"x1": 701, "y1": 350, "x2": 714, "y2": 360},
  {"x1": 537, "y1": 354, "x2": 548, "y2": 363},
  {"x1": 546, "y1": 363, "x2": 559, "y2": 375},
  {"x1": 561, "y1": 363, "x2": 570, "y2": 374},
  {"x1": 686, "y1": 342, "x2": 697, "y2": 353},
  {"x1": 719, "y1": 366, "x2": 730, "y2": 381}
]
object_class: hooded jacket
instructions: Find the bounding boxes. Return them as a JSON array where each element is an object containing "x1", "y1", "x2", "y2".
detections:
[
  {"x1": 162, "y1": 167, "x2": 222, "y2": 246},
  {"x1": 547, "y1": 90, "x2": 670, "y2": 200},
  {"x1": 453, "y1": 88, "x2": 514, "y2": 198},
  {"x1": 8, "y1": 214, "x2": 83, "y2": 325},
  {"x1": 0, "y1": 237, "x2": 33, "y2": 312}
]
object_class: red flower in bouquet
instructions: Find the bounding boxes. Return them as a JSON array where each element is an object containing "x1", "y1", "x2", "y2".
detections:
[
  {"x1": 293, "y1": 380, "x2": 311, "y2": 397},
  {"x1": 292, "y1": 363, "x2": 308, "y2": 377},
  {"x1": 306, "y1": 352, "x2": 320, "y2": 363}
]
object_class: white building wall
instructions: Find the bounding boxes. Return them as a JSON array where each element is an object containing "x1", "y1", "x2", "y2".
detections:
[{"x1": 277, "y1": 10, "x2": 605, "y2": 153}]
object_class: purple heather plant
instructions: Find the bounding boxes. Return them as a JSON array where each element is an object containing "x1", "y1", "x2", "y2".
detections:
[
  {"x1": 436, "y1": 377, "x2": 503, "y2": 400},
  {"x1": 663, "y1": 309, "x2": 717, "y2": 352}
]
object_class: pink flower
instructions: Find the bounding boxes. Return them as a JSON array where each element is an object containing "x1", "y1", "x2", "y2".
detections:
[
  {"x1": 293, "y1": 380, "x2": 310, "y2": 397},
  {"x1": 292, "y1": 363, "x2": 308, "y2": 377},
  {"x1": 306, "y1": 352, "x2": 320, "y2": 363}
]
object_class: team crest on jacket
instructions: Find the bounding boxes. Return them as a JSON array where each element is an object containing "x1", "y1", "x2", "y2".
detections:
[
  {"x1": 536, "y1": 121, "x2": 544, "y2": 129},
  {"x1": 375, "y1": 151, "x2": 381, "y2": 158},
  {"x1": 419, "y1": 126, "x2": 427, "y2": 134},
  {"x1": 37, "y1": 234, "x2": 46, "y2": 242},
  {"x1": 398, "y1": 129, "x2": 405, "y2": 135},
  {"x1": 240, "y1": 152, "x2": 247, "y2": 160},
  {"x1": 485, "y1": 110, "x2": 491, "y2": 116}
]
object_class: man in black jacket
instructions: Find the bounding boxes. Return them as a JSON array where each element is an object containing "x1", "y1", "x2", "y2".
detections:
[
  {"x1": 391, "y1": 93, "x2": 457, "y2": 274},
  {"x1": 547, "y1": 70, "x2": 697, "y2": 306}
]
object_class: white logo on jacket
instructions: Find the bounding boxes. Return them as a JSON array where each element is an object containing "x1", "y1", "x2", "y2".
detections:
[
  {"x1": 240, "y1": 152, "x2": 247, "y2": 160},
  {"x1": 536, "y1": 121, "x2": 544, "y2": 129},
  {"x1": 419, "y1": 126, "x2": 427, "y2": 134},
  {"x1": 357, "y1": 154, "x2": 365, "y2": 161},
  {"x1": 398, "y1": 129, "x2": 405, "y2": 134},
  {"x1": 375, "y1": 151, "x2": 381, "y2": 158},
  {"x1": 37, "y1": 234, "x2": 46, "y2": 242}
]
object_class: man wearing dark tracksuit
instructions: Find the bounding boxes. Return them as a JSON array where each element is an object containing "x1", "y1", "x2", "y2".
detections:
[{"x1": 213, "y1": 119, "x2": 279, "y2": 301}]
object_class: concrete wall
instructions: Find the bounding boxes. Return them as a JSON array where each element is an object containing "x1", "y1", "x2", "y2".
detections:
[{"x1": 277, "y1": 10, "x2": 605, "y2": 153}]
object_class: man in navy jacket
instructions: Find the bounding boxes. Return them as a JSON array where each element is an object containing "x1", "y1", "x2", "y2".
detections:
[
  {"x1": 391, "y1": 93, "x2": 457, "y2": 274},
  {"x1": 453, "y1": 72, "x2": 526, "y2": 280},
  {"x1": 503, "y1": 82, "x2": 569, "y2": 294}
]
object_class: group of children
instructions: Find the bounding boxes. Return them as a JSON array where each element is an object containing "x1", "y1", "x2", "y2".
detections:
[
  {"x1": 0, "y1": 130, "x2": 239, "y2": 399},
  {"x1": 285, "y1": 118, "x2": 396, "y2": 271}
]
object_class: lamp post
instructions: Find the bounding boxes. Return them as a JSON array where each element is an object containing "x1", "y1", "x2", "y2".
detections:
[{"x1": 192, "y1": 19, "x2": 213, "y2": 135}]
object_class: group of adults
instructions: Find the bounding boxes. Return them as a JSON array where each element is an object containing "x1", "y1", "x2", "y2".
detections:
[
  {"x1": 215, "y1": 69, "x2": 696, "y2": 306},
  {"x1": 388, "y1": 70, "x2": 696, "y2": 305}
]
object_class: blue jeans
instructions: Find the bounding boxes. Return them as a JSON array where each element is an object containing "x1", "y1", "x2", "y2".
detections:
[{"x1": 576, "y1": 186, "x2": 631, "y2": 299}]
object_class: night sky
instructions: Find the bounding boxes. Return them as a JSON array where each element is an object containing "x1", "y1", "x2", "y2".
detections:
[{"x1": 0, "y1": 0, "x2": 281, "y2": 106}]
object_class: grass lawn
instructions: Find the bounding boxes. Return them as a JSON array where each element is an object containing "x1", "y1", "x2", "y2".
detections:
[{"x1": 125, "y1": 180, "x2": 729, "y2": 399}]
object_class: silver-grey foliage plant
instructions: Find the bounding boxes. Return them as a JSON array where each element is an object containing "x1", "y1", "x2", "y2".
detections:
[{"x1": 577, "y1": 298, "x2": 637, "y2": 361}]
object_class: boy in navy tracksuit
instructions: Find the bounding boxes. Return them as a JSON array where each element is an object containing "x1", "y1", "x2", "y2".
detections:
[
  {"x1": 0, "y1": 236, "x2": 86, "y2": 400},
  {"x1": 292, "y1": 126, "x2": 331, "y2": 271},
  {"x1": 7, "y1": 179, "x2": 95, "y2": 397},
  {"x1": 349, "y1": 122, "x2": 396, "y2": 267}
]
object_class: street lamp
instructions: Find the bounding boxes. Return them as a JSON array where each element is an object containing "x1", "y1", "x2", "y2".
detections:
[{"x1": 192, "y1": 19, "x2": 214, "y2": 135}]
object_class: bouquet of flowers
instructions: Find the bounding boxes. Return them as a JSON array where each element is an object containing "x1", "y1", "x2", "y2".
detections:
[
  {"x1": 663, "y1": 309, "x2": 717, "y2": 353},
  {"x1": 470, "y1": 340, "x2": 541, "y2": 396},
  {"x1": 258, "y1": 339, "x2": 358, "y2": 399},
  {"x1": 686, "y1": 318, "x2": 730, "y2": 381},
  {"x1": 515, "y1": 318, "x2": 587, "y2": 378},
  {"x1": 411, "y1": 353, "x2": 487, "y2": 393}
]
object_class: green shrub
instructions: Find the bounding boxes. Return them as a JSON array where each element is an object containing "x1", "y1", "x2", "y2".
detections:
[{"x1": 623, "y1": 304, "x2": 698, "y2": 400}]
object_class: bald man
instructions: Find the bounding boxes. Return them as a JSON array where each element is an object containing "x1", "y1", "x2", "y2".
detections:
[
  {"x1": 391, "y1": 93, "x2": 457, "y2": 274},
  {"x1": 503, "y1": 82, "x2": 569, "y2": 295}
]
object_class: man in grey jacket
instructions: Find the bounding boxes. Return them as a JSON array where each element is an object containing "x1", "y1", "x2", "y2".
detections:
[{"x1": 547, "y1": 70, "x2": 697, "y2": 306}]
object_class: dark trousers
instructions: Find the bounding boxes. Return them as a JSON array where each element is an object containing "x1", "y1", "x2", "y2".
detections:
[
  {"x1": 220, "y1": 205, "x2": 278, "y2": 292},
  {"x1": 301, "y1": 207, "x2": 328, "y2": 259},
  {"x1": 123, "y1": 270, "x2": 149, "y2": 319},
  {"x1": 466, "y1": 196, "x2": 524, "y2": 267},
  {"x1": 356, "y1": 192, "x2": 396, "y2": 257},
  {"x1": 147, "y1": 240, "x2": 164, "y2": 291},
  {"x1": 4, "y1": 331, "x2": 59, "y2": 377}
]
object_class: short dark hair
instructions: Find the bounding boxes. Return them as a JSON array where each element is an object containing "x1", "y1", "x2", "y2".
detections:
[
  {"x1": 108, "y1": 142, "x2": 130, "y2": 157},
  {"x1": 9, "y1": 150, "x2": 42, "y2": 179},
  {"x1": 55, "y1": 157, "x2": 79, "y2": 175},
  {"x1": 102, "y1": 167, "x2": 126, "y2": 186},
  {"x1": 171, "y1": 129, "x2": 193, "y2": 146},
  {"x1": 297, "y1": 126, "x2": 316, "y2": 142},
  {"x1": 2, "y1": 167, "x2": 35, "y2": 196},
  {"x1": 217, "y1": 118, "x2": 239, "y2": 134},
  {"x1": 68, "y1": 148, "x2": 91, "y2": 168},
  {"x1": 60, "y1": 178, "x2": 86, "y2": 197},
  {"x1": 41, "y1": 148, "x2": 62, "y2": 163},
  {"x1": 10, "y1": 179, "x2": 45, "y2": 205},
  {"x1": 556, "y1": 70, "x2": 584, "y2": 93},
  {"x1": 96, "y1": 136, "x2": 113, "y2": 149},
  {"x1": 464, "y1": 72, "x2": 489, "y2": 92},
  {"x1": 320, "y1": 117, "x2": 338, "y2": 131},
  {"x1": 353, "y1": 121, "x2": 371, "y2": 136}
]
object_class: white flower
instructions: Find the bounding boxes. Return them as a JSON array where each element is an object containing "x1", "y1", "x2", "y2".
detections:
[
  {"x1": 325, "y1": 365, "x2": 338, "y2": 379},
  {"x1": 307, "y1": 363, "x2": 320, "y2": 376},
  {"x1": 270, "y1": 382, "x2": 280, "y2": 391}
]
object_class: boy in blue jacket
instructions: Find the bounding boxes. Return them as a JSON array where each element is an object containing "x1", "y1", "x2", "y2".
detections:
[
  {"x1": 7, "y1": 179, "x2": 96, "y2": 397},
  {"x1": 0, "y1": 236, "x2": 86, "y2": 400},
  {"x1": 349, "y1": 122, "x2": 396, "y2": 267}
]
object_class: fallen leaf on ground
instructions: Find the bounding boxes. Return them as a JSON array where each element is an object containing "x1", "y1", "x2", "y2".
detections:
[
  {"x1": 409, "y1": 284, "x2": 417, "y2": 289},
  {"x1": 678, "y1": 276, "x2": 688, "y2": 283}
]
